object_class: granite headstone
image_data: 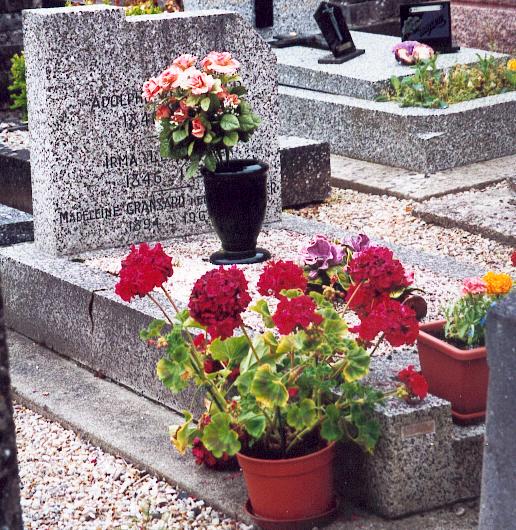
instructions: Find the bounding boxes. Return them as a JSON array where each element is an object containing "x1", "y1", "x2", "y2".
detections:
[
  {"x1": 0, "y1": 285, "x2": 23, "y2": 530},
  {"x1": 23, "y1": 6, "x2": 280, "y2": 255},
  {"x1": 479, "y1": 291, "x2": 516, "y2": 529}
]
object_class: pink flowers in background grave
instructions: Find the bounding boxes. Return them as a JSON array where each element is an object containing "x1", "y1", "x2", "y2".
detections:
[
  {"x1": 300, "y1": 234, "x2": 345, "y2": 276},
  {"x1": 392, "y1": 41, "x2": 435, "y2": 65},
  {"x1": 201, "y1": 51, "x2": 240, "y2": 75},
  {"x1": 461, "y1": 277, "x2": 487, "y2": 296}
]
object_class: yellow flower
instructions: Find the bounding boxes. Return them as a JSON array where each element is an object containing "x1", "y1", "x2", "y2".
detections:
[
  {"x1": 482, "y1": 272, "x2": 513, "y2": 295},
  {"x1": 508, "y1": 58, "x2": 516, "y2": 72}
]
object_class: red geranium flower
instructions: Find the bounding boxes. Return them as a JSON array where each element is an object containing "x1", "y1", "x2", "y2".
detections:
[
  {"x1": 348, "y1": 246, "x2": 412, "y2": 293},
  {"x1": 115, "y1": 243, "x2": 173, "y2": 302},
  {"x1": 398, "y1": 365, "x2": 428, "y2": 400},
  {"x1": 188, "y1": 266, "x2": 251, "y2": 339},
  {"x1": 257, "y1": 260, "x2": 307, "y2": 298},
  {"x1": 272, "y1": 295, "x2": 323, "y2": 335},
  {"x1": 350, "y1": 299, "x2": 418, "y2": 347},
  {"x1": 345, "y1": 282, "x2": 389, "y2": 318}
]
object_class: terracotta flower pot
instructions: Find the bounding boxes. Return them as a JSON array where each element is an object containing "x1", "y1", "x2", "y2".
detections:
[
  {"x1": 236, "y1": 442, "x2": 337, "y2": 523},
  {"x1": 417, "y1": 320, "x2": 488, "y2": 424}
]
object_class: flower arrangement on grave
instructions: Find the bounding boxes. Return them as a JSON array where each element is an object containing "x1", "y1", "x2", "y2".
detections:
[
  {"x1": 443, "y1": 272, "x2": 513, "y2": 348},
  {"x1": 142, "y1": 52, "x2": 260, "y2": 178},
  {"x1": 392, "y1": 41, "x2": 434, "y2": 66},
  {"x1": 115, "y1": 238, "x2": 428, "y2": 521}
]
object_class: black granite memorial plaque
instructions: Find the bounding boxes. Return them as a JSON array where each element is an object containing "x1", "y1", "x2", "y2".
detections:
[
  {"x1": 400, "y1": 1, "x2": 459, "y2": 53},
  {"x1": 314, "y1": 1, "x2": 365, "y2": 64},
  {"x1": 255, "y1": 0, "x2": 274, "y2": 29}
]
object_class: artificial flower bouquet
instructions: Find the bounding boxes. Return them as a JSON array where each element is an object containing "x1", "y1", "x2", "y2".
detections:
[
  {"x1": 444, "y1": 272, "x2": 513, "y2": 348},
  {"x1": 142, "y1": 51, "x2": 260, "y2": 177},
  {"x1": 115, "y1": 235, "x2": 427, "y2": 469}
]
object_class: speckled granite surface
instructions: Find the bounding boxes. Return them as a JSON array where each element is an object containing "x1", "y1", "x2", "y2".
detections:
[
  {"x1": 23, "y1": 6, "x2": 280, "y2": 255},
  {"x1": 276, "y1": 31, "x2": 508, "y2": 100},
  {"x1": 0, "y1": 204, "x2": 33, "y2": 246},
  {"x1": 280, "y1": 86, "x2": 516, "y2": 172}
]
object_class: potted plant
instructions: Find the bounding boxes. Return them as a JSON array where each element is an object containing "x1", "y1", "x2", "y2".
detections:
[
  {"x1": 115, "y1": 236, "x2": 425, "y2": 526},
  {"x1": 418, "y1": 272, "x2": 513, "y2": 423},
  {"x1": 142, "y1": 52, "x2": 270, "y2": 265}
]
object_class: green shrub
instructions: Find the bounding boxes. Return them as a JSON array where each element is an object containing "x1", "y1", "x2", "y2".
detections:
[{"x1": 8, "y1": 52, "x2": 27, "y2": 122}]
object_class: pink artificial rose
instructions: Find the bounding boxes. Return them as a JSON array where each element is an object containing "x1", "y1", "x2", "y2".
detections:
[
  {"x1": 187, "y1": 71, "x2": 215, "y2": 95},
  {"x1": 192, "y1": 117, "x2": 206, "y2": 138},
  {"x1": 160, "y1": 65, "x2": 182, "y2": 91},
  {"x1": 223, "y1": 93, "x2": 240, "y2": 107},
  {"x1": 461, "y1": 277, "x2": 488, "y2": 296},
  {"x1": 142, "y1": 77, "x2": 161, "y2": 102},
  {"x1": 201, "y1": 51, "x2": 240, "y2": 75},
  {"x1": 155, "y1": 104, "x2": 171, "y2": 120},
  {"x1": 173, "y1": 100, "x2": 189, "y2": 124},
  {"x1": 173, "y1": 54, "x2": 197, "y2": 71},
  {"x1": 413, "y1": 43, "x2": 434, "y2": 61}
]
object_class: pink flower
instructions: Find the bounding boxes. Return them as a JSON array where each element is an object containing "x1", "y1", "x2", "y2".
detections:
[
  {"x1": 173, "y1": 100, "x2": 189, "y2": 124},
  {"x1": 155, "y1": 104, "x2": 171, "y2": 120},
  {"x1": 173, "y1": 54, "x2": 197, "y2": 71},
  {"x1": 461, "y1": 277, "x2": 487, "y2": 296},
  {"x1": 159, "y1": 65, "x2": 182, "y2": 91},
  {"x1": 187, "y1": 71, "x2": 216, "y2": 95},
  {"x1": 201, "y1": 51, "x2": 240, "y2": 75},
  {"x1": 142, "y1": 77, "x2": 161, "y2": 102},
  {"x1": 223, "y1": 93, "x2": 240, "y2": 107},
  {"x1": 192, "y1": 117, "x2": 205, "y2": 138}
]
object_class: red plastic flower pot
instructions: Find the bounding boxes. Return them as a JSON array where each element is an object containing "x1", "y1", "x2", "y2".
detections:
[
  {"x1": 236, "y1": 442, "x2": 336, "y2": 522},
  {"x1": 417, "y1": 320, "x2": 488, "y2": 424}
]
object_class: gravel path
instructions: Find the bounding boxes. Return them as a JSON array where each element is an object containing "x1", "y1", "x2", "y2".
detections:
[
  {"x1": 287, "y1": 187, "x2": 515, "y2": 273},
  {"x1": 14, "y1": 404, "x2": 250, "y2": 530}
]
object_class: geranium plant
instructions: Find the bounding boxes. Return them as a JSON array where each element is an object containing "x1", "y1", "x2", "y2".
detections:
[
  {"x1": 115, "y1": 235, "x2": 424, "y2": 466},
  {"x1": 142, "y1": 52, "x2": 260, "y2": 177},
  {"x1": 443, "y1": 272, "x2": 513, "y2": 348}
]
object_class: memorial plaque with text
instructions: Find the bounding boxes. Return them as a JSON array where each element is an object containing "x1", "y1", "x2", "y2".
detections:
[{"x1": 23, "y1": 6, "x2": 280, "y2": 255}]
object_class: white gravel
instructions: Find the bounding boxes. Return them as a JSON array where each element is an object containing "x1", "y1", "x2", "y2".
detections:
[
  {"x1": 287, "y1": 187, "x2": 515, "y2": 274},
  {"x1": 14, "y1": 404, "x2": 251, "y2": 530}
]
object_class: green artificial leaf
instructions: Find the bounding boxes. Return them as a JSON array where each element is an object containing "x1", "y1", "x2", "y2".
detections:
[
  {"x1": 238, "y1": 411, "x2": 267, "y2": 439},
  {"x1": 250, "y1": 299, "x2": 274, "y2": 328},
  {"x1": 343, "y1": 342, "x2": 370, "y2": 382},
  {"x1": 286, "y1": 399, "x2": 317, "y2": 430},
  {"x1": 208, "y1": 93, "x2": 221, "y2": 111},
  {"x1": 251, "y1": 113, "x2": 261, "y2": 126},
  {"x1": 202, "y1": 412, "x2": 241, "y2": 457},
  {"x1": 200, "y1": 96, "x2": 211, "y2": 112},
  {"x1": 204, "y1": 152, "x2": 216, "y2": 171},
  {"x1": 231, "y1": 85, "x2": 247, "y2": 96},
  {"x1": 139, "y1": 319, "x2": 167, "y2": 341},
  {"x1": 250, "y1": 364, "x2": 289, "y2": 409},
  {"x1": 238, "y1": 113, "x2": 256, "y2": 132},
  {"x1": 320, "y1": 404, "x2": 344, "y2": 442},
  {"x1": 156, "y1": 358, "x2": 189, "y2": 393},
  {"x1": 185, "y1": 158, "x2": 200, "y2": 178},
  {"x1": 203, "y1": 132, "x2": 214, "y2": 144},
  {"x1": 208, "y1": 335, "x2": 249, "y2": 363},
  {"x1": 239, "y1": 100, "x2": 251, "y2": 114},
  {"x1": 220, "y1": 113, "x2": 240, "y2": 131},
  {"x1": 223, "y1": 131, "x2": 239, "y2": 147},
  {"x1": 172, "y1": 127, "x2": 188, "y2": 144},
  {"x1": 186, "y1": 95, "x2": 200, "y2": 107},
  {"x1": 169, "y1": 411, "x2": 199, "y2": 454},
  {"x1": 187, "y1": 141, "x2": 195, "y2": 157}
]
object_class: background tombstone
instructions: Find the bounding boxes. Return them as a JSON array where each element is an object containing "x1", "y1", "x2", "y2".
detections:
[
  {"x1": 479, "y1": 291, "x2": 516, "y2": 529},
  {"x1": 0, "y1": 284, "x2": 23, "y2": 530},
  {"x1": 23, "y1": 5, "x2": 280, "y2": 255}
]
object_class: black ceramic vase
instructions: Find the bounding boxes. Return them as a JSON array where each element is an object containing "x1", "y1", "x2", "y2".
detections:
[{"x1": 201, "y1": 159, "x2": 271, "y2": 265}]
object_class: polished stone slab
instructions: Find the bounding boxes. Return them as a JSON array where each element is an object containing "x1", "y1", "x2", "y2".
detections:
[{"x1": 0, "y1": 204, "x2": 33, "y2": 246}]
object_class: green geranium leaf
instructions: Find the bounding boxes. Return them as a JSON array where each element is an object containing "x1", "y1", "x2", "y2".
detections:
[
  {"x1": 320, "y1": 404, "x2": 344, "y2": 442},
  {"x1": 220, "y1": 113, "x2": 240, "y2": 131},
  {"x1": 202, "y1": 412, "x2": 241, "y2": 458},
  {"x1": 208, "y1": 335, "x2": 249, "y2": 363},
  {"x1": 223, "y1": 131, "x2": 239, "y2": 147},
  {"x1": 286, "y1": 399, "x2": 317, "y2": 430},
  {"x1": 169, "y1": 411, "x2": 199, "y2": 454},
  {"x1": 156, "y1": 358, "x2": 189, "y2": 393},
  {"x1": 139, "y1": 319, "x2": 167, "y2": 341},
  {"x1": 239, "y1": 411, "x2": 267, "y2": 439},
  {"x1": 349, "y1": 403, "x2": 380, "y2": 453},
  {"x1": 236, "y1": 370, "x2": 255, "y2": 395},
  {"x1": 343, "y1": 342, "x2": 370, "y2": 382},
  {"x1": 276, "y1": 335, "x2": 298, "y2": 355},
  {"x1": 250, "y1": 364, "x2": 289, "y2": 409},
  {"x1": 250, "y1": 299, "x2": 274, "y2": 328}
]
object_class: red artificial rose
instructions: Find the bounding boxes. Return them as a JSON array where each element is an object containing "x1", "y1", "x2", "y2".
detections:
[
  {"x1": 398, "y1": 365, "x2": 428, "y2": 400},
  {"x1": 511, "y1": 250, "x2": 516, "y2": 267},
  {"x1": 257, "y1": 260, "x2": 307, "y2": 298},
  {"x1": 348, "y1": 246, "x2": 412, "y2": 293},
  {"x1": 115, "y1": 243, "x2": 173, "y2": 302},
  {"x1": 188, "y1": 266, "x2": 251, "y2": 339},
  {"x1": 272, "y1": 295, "x2": 323, "y2": 335},
  {"x1": 350, "y1": 299, "x2": 418, "y2": 347}
]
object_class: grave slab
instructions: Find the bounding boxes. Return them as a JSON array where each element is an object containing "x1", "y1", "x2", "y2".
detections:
[
  {"x1": 23, "y1": 6, "x2": 280, "y2": 255},
  {"x1": 275, "y1": 32, "x2": 508, "y2": 100},
  {"x1": 0, "y1": 142, "x2": 31, "y2": 213},
  {"x1": 413, "y1": 182, "x2": 516, "y2": 245},
  {"x1": 330, "y1": 153, "x2": 516, "y2": 201},
  {"x1": 0, "y1": 204, "x2": 33, "y2": 246},
  {"x1": 280, "y1": 136, "x2": 331, "y2": 206},
  {"x1": 280, "y1": 86, "x2": 516, "y2": 172}
]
